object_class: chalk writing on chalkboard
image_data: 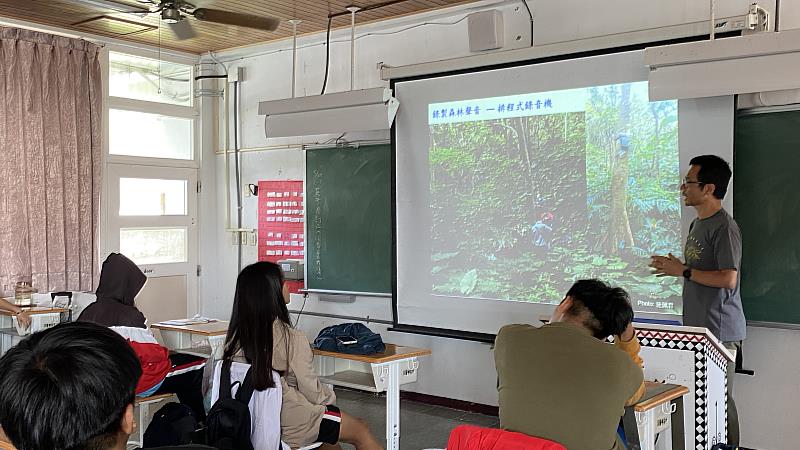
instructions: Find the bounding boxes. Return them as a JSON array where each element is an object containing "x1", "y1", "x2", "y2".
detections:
[
  {"x1": 312, "y1": 168, "x2": 323, "y2": 279},
  {"x1": 305, "y1": 144, "x2": 391, "y2": 294}
]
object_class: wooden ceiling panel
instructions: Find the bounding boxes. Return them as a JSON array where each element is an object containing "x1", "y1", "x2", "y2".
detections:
[{"x1": 0, "y1": 0, "x2": 480, "y2": 54}]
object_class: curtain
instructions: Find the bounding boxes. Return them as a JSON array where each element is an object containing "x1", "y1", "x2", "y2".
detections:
[{"x1": 0, "y1": 27, "x2": 101, "y2": 295}]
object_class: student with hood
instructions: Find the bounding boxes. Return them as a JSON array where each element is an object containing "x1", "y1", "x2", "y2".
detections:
[{"x1": 79, "y1": 253, "x2": 207, "y2": 420}]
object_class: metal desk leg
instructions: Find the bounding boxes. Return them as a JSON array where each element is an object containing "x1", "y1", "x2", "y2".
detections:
[
  {"x1": 381, "y1": 361, "x2": 401, "y2": 450},
  {"x1": 623, "y1": 406, "x2": 641, "y2": 450},
  {"x1": 127, "y1": 401, "x2": 148, "y2": 448},
  {"x1": 640, "y1": 410, "x2": 656, "y2": 450},
  {"x1": 671, "y1": 397, "x2": 685, "y2": 450}
]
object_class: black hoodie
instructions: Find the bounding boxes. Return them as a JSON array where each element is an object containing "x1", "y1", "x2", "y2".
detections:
[{"x1": 78, "y1": 253, "x2": 147, "y2": 328}]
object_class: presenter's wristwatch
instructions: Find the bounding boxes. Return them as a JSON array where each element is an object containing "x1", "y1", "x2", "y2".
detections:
[{"x1": 682, "y1": 268, "x2": 692, "y2": 280}]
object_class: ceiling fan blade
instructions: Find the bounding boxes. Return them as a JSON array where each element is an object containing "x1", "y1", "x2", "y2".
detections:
[
  {"x1": 70, "y1": 0, "x2": 151, "y2": 15},
  {"x1": 168, "y1": 18, "x2": 197, "y2": 40},
  {"x1": 191, "y1": 8, "x2": 280, "y2": 32}
]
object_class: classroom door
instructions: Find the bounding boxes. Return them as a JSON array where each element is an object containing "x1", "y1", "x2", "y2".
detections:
[{"x1": 104, "y1": 164, "x2": 199, "y2": 323}]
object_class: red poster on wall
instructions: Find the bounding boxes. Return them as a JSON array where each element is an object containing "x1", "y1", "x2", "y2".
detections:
[{"x1": 258, "y1": 180, "x2": 304, "y2": 294}]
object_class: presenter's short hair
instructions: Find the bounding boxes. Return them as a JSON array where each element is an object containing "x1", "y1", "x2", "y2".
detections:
[
  {"x1": 0, "y1": 322, "x2": 141, "y2": 450},
  {"x1": 690, "y1": 155, "x2": 732, "y2": 199}
]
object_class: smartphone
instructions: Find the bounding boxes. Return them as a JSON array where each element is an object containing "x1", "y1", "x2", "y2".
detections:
[{"x1": 337, "y1": 336, "x2": 358, "y2": 345}]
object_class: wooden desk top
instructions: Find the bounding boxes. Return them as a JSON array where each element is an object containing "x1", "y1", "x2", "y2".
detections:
[
  {"x1": 312, "y1": 343, "x2": 431, "y2": 363},
  {"x1": 151, "y1": 320, "x2": 229, "y2": 336},
  {"x1": 0, "y1": 307, "x2": 66, "y2": 316},
  {"x1": 135, "y1": 392, "x2": 175, "y2": 404},
  {"x1": 634, "y1": 381, "x2": 689, "y2": 412}
]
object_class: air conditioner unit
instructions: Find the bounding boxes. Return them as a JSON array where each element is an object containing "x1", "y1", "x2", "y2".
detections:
[{"x1": 257, "y1": 87, "x2": 400, "y2": 138}]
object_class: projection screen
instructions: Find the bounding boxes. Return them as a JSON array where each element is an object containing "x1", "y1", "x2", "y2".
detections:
[{"x1": 393, "y1": 50, "x2": 734, "y2": 336}]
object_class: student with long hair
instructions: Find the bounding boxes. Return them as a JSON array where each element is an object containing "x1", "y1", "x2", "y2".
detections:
[{"x1": 222, "y1": 261, "x2": 383, "y2": 450}]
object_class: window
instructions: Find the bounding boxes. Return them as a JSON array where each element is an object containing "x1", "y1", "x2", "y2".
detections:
[
  {"x1": 120, "y1": 227, "x2": 188, "y2": 265},
  {"x1": 107, "y1": 51, "x2": 195, "y2": 162},
  {"x1": 103, "y1": 49, "x2": 198, "y2": 287},
  {"x1": 119, "y1": 178, "x2": 187, "y2": 216},
  {"x1": 105, "y1": 164, "x2": 197, "y2": 273},
  {"x1": 110, "y1": 52, "x2": 192, "y2": 106},
  {"x1": 109, "y1": 110, "x2": 193, "y2": 160}
]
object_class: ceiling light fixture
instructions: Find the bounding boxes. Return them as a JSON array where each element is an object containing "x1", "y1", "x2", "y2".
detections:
[
  {"x1": 258, "y1": 87, "x2": 400, "y2": 138},
  {"x1": 161, "y1": 7, "x2": 182, "y2": 24}
]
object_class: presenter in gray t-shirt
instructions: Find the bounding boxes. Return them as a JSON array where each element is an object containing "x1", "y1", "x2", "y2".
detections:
[{"x1": 650, "y1": 154, "x2": 744, "y2": 446}]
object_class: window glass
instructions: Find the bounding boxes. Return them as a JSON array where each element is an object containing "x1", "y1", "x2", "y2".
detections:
[
  {"x1": 120, "y1": 227, "x2": 187, "y2": 264},
  {"x1": 120, "y1": 178, "x2": 187, "y2": 216},
  {"x1": 109, "y1": 109, "x2": 193, "y2": 160},
  {"x1": 109, "y1": 52, "x2": 192, "y2": 106}
]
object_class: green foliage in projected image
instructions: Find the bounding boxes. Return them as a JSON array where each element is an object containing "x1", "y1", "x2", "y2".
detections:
[{"x1": 429, "y1": 83, "x2": 682, "y2": 314}]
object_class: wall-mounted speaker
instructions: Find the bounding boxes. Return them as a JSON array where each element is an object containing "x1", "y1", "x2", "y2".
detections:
[{"x1": 468, "y1": 9, "x2": 504, "y2": 52}]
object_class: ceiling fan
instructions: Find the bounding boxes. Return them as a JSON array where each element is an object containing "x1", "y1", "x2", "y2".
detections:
[{"x1": 73, "y1": 0, "x2": 281, "y2": 40}]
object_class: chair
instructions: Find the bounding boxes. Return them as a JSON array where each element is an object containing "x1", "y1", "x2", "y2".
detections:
[
  {"x1": 446, "y1": 425, "x2": 566, "y2": 450},
  {"x1": 50, "y1": 291, "x2": 73, "y2": 322},
  {"x1": 127, "y1": 393, "x2": 177, "y2": 448}
]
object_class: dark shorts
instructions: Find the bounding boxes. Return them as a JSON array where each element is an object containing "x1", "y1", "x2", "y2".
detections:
[{"x1": 315, "y1": 405, "x2": 342, "y2": 445}]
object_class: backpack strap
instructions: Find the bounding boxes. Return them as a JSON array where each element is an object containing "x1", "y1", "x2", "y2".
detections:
[
  {"x1": 235, "y1": 366, "x2": 256, "y2": 406},
  {"x1": 219, "y1": 359, "x2": 234, "y2": 400}
]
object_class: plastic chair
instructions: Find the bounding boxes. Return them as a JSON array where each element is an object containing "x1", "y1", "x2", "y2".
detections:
[
  {"x1": 50, "y1": 291, "x2": 73, "y2": 322},
  {"x1": 446, "y1": 425, "x2": 566, "y2": 450}
]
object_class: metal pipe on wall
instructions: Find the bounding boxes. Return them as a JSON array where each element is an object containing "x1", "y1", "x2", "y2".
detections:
[
  {"x1": 347, "y1": 6, "x2": 361, "y2": 91},
  {"x1": 208, "y1": 52, "x2": 232, "y2": 231}
]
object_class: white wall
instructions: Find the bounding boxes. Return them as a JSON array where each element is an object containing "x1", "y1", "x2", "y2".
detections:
[
  {"x1": 198, "y1": 1, "x2": 800, "y2": 448},
  {"x1": 779, "y1": 0, "x2": 800, "y2": 30}
]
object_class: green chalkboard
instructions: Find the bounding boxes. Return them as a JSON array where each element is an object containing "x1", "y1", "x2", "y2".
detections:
[
  {"x1": 734, "y1": 110, "x2": 800, "y2": 325},
  {"x1": 305, "y1": 144, "x2": 392, "y2": 294}
]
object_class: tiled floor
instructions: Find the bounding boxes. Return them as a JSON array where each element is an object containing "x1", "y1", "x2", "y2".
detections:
[{"x1": 333, "y1": 388, "x2": 499, "y2": 450}]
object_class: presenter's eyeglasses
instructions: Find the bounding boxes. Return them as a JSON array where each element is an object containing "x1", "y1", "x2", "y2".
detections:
[{"x1": 682, "y1": 179, "x2": 705, "y2": 187}]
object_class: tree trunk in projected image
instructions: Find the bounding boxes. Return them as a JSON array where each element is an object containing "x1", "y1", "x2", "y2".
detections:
[
  {"x1": 525, "y1": 113, "x2": 588, "y2": 244},
  {"x1": 507, "y1": 118, "x2": 537, "y2": 210},
  {"x1": 601, "y1": 83, "x2": 635, "y2": 253}
]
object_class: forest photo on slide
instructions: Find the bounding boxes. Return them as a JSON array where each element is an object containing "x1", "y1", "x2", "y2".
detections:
[{"x1": 429, "y1": 82, "x2": 682, "y2": 314}]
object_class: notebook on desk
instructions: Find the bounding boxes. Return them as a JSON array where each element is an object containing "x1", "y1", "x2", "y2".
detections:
[{"x1": 158, "y1": 318, "x2": 217, "y2": 326}]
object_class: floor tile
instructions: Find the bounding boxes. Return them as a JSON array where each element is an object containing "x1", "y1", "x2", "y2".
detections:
[{"x1": 331, "y1": 388, "x2": 498, "y2": 450}]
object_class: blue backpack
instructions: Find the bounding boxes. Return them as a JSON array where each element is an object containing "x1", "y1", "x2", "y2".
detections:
[{"x1": 313, "y1": 323, "x2": 385, "y2": 355}]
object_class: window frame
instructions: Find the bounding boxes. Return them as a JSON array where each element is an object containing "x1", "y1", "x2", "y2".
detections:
[
  {"x1": 100, "y1": 46, "x2": 201, "y2": 284},
  {"x1": 105, "y1": 48, "x2": 199, "y2": 169}
]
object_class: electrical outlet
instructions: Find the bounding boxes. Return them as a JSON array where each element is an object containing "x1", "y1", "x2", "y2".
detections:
[
  {"x1": 243, "y1": 185, "x2": 251, "y2": 198},
  {"x1": 248, "y1": 231, "x2": 257, "y2": 246},
  {"x1": 231, "y1": 232, "x2": 239, "y2": 246}
]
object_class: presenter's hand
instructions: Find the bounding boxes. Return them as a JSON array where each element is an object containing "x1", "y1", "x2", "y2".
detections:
[{"x1": 649, "y1": 253, "x2": 685, "y2": 277}]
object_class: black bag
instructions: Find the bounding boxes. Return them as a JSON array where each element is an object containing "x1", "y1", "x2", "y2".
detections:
[
  {"x1": 143, "y1": 402, "x2": 200, "y2": 448},
  {"x1": 205, "y1": 360, "x2": 255, "y2": 450}
]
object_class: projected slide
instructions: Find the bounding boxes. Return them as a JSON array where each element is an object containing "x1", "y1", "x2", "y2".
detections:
[{"x1": 428, "y1": 82, "x2": 682, "y2": 314}]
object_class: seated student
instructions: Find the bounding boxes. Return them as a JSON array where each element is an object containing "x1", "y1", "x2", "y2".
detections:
[
  {"x1": 210, "y1": 358, "x2": 284, "y2": 449},
  {"x1": 494, "y1": 279, "x2": 645, "y2": 450},
  {"x1": 0, "y1": 322, "x2": 213, "y2": 450},
  {"x1": 221, "y1": 261, "x2": 384, "y2": 450},
  {"x1": 79, "y1": 253, "x2": 206, "y2": 420}
]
